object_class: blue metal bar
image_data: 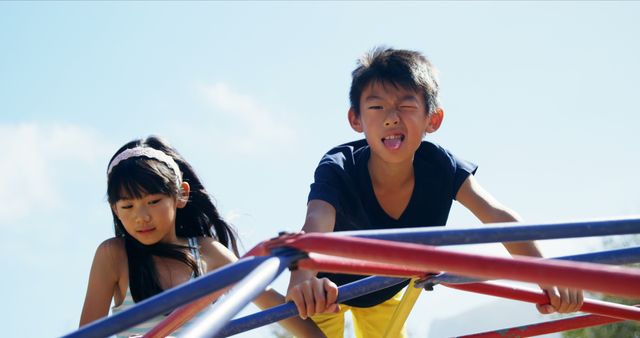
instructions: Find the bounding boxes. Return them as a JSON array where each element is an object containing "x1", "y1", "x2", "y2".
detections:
[
  {"x1": 216, "y1": 276, "x2": 408, "y2": 337},
  {"x1": 63, "y1": 256, "x2": 272, "y2": 338},
  {"x1": 182, "y1": 249, "x2": 302, "y2": 338},
  {"x1": 564, "y1": 246, "x2": 640, "y2": 265},
  {"x1": 421, "y1": 246, "x2": 640, "y2": 286},
  {"x1": 331, "y1": 217, "x2": 640, "y2": 245}
]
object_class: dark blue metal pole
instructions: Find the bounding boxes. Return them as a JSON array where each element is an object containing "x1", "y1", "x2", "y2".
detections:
[
  {"x1": 331, "y1": 217, "x2": 640, "y2": 245},
  {"x1": 62, "y1": 256, "x2": 271, "y2": 338},
  {"x1": 181, "y1": 249, "x2": 301, "y2": 338},
  {"x1": 216, "y1": 276, "x2": 408, "y2": 337}
]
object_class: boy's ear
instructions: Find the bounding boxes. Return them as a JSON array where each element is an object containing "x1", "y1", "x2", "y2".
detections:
[
  {"x1": 425, "y1": 108, "x2": 444, "y2": 134},
  {"x1": 176, "y1": 182, "x2": 190, "y2": 208},
  {"x1": 348, "y1": 108, "x2": 364, "y2": 133}
]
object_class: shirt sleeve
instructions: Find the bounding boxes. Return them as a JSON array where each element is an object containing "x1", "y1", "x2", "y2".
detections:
[
  {"x1": 307, "y1": 142, "x2": 365, "y2": 214},
  {"x1": 308, "y1": 162, "x2": 342, "y2": 210},
  {"x1": 450, "y1": 151, "x2": 478, "y2": 200}
]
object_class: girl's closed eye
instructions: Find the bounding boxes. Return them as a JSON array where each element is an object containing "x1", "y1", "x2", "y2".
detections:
[
  {"x1": 118, "y1": 202, "x2": 133, "y2": 210},
  {"x1": 145, "y1": 194, "x2": 166, "y2": 205}
]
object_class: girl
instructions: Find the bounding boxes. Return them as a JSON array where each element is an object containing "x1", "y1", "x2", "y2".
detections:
[{"x1": 79, "y1": 135, "x2": 324, "y2": 337}]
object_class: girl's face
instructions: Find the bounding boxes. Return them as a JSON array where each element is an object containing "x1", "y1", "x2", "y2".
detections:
[{"x1": 113, "y1": 193, "x2": 184, "y2": 245}]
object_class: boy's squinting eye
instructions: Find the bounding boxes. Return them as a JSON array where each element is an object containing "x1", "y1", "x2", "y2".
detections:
[{"x1": 368, "y1": 105, "x2": 384, "y2": 110}]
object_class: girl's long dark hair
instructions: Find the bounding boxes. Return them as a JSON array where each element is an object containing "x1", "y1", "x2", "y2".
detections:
[{"x1": 107, "y1": 135, "x2": 239, "y2": 302}]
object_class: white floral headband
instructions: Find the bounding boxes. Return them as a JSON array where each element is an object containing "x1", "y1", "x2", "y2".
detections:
[{"x1": 107, "y1": 147, "x2": 182, "y2": 183}]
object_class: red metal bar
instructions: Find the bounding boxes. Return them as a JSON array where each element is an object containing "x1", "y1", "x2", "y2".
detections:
[
  {"x1": 459, "y1": 307, "x2": 637, "y2": 338},
  {"x1": 444, "y1": 282, "x2": 640, "y2": 321},
  {"x1": 244, "y1": 242, "x2": 269, "y2": 257},
  {"x1": 298, "y1": 253, "x2": 430, "y2": 277},
  {"x1": 299, "y1": 256, "x2": 640, "y2": 321},
  {"x1": 265, "y1": 233, "x2": 640, "y2": 299}
]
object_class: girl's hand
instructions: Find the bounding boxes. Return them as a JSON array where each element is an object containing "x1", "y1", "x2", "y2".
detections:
[{"x1": 537, "y1": 285, "x2": 584, "y2": 314}]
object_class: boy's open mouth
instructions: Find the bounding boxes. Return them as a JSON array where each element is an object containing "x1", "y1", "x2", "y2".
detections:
[{"x1": 382, "y1": 134, "x2": 404, "y2": 150}]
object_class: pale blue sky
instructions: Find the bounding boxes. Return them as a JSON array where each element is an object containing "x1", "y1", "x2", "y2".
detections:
[{"x1": 1, "y1": 2, "x2": 638, "y2": 337}]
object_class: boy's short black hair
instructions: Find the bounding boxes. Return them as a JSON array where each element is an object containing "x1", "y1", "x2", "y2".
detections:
[{"x1": 349, "y1": 46, "x2": 441, "y2": 116}]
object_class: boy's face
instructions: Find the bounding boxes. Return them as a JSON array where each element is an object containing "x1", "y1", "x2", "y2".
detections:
[{"x1": 349, "y1": 82, "x2": 442, "y2": 165}]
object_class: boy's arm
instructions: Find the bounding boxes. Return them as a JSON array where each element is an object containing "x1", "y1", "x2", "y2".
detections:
[
  {"x1": 455, "y1": 175, "x2": 583, "y2": 314},
  {"x1": 286, "y1": 199, "x2": 339, "y2": 319}
]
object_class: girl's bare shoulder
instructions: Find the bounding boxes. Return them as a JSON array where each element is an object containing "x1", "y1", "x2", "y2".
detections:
[
  {"x1": 98, "y1": 237, "x2": 126, "y2": 256},
  {"x1": 196, "y1": 237, "x2": 238, "y2": 272},
  {"x1": 94, "y1": 237, "x2": 127, "y2": 273}
]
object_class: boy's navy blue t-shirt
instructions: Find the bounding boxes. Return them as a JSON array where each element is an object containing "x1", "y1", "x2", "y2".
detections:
[{"x1": 308, "y1": 139, "x2": 477, "y2": 307}]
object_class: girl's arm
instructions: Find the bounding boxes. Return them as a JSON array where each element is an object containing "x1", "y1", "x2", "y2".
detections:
[
  {"x1": 254, "y1": 289, "x2": 326, "y2": 338},
  {"x1": 79, "y1": 238, "x2": 121, "y2": 327},
  {"x1": 456, "y1": 175, "x2": 583, "y2": 314}
]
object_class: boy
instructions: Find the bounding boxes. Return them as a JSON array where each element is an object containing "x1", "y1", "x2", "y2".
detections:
[{"x1": 286, "y1": 47, "x2": 583, "y2": 337}]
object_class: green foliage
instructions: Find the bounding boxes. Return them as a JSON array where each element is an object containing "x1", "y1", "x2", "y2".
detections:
[
  {"x1": 563, "y1": 235, "x2": 640, "y2": 337},
  {"x1": 563, "y1": 295, "x2": 640, "y2": 337}
]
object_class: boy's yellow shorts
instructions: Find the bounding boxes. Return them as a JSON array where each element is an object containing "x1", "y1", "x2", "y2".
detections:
[{"x1": 311, "y1": 290, "x2": 407, "y2": 338}]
